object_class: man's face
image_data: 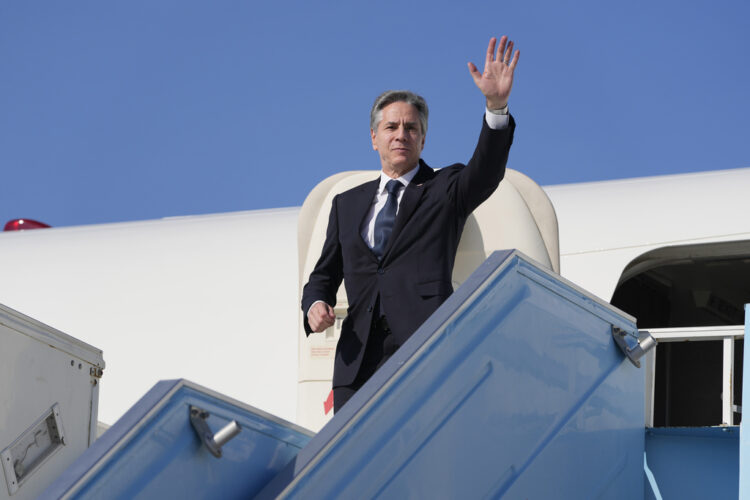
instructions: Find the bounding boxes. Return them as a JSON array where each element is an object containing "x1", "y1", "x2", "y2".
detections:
[{"x1": 371, "y1": 101, "x2": 425, "y2": 177}]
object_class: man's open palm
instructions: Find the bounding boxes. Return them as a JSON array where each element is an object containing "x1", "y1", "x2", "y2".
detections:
[{"x1": 468, "y1": 36, "x2": 519, "y2": 110}]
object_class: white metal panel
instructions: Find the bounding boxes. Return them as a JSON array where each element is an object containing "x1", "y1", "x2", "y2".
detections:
[
  {"x1": 722, "y1": 337, "x2": 735, "y2": 426},
  {"x1": 545, "y1": 167, "x2": 750, "y2": 299},
  {"x1": 0, "y1": 209, "x2": 300, "y2": 426},
  {"x1": 0, "y1": 305, "x2": 102, "y2": 499},
  {"x1": 546, "y1": 168, "x2": 750, "y2": 254},
  {"x1": 551, "y1": 234, "x2": 750, "y2": 302}
]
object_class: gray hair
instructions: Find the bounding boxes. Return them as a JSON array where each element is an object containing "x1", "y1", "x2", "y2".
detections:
[{"x1": 370, "y1": 90, "x2": 429, "y2": 135}]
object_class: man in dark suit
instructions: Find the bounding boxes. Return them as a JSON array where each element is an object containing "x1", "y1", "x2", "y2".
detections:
[{"x1": 302, "y1": 36, "x2": 520, "y2": 413}]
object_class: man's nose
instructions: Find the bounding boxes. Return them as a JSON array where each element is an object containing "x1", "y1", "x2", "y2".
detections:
[{"x1": 396, "y1": 126, "x2": 409, "y2": 140}]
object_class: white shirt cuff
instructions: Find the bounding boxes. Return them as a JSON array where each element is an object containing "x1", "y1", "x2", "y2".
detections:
[{"x1": 485, "y1": 106, "x2": 509, "y2": 130}]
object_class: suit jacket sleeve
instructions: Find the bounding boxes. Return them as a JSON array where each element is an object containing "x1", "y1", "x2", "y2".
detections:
[
  {"x1": 451, "y1": 114, "x2": 516, "y2": 217},
  {"x1": 301, "y1": 195, "x2": 344, "y2": 335}
]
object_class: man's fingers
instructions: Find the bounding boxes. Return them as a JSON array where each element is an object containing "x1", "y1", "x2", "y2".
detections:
[
  {"x1": 467, "y1": 62, "x2": 482, "y2": 82},
  {"x1": 317, "y1": 317, "x2": 334, "y2": 330},
  {"x1": 308, "y1": 302, "x2": 335, "y2": 332},
  {"x1": 504, "y1": 40, "x2": 514, "y2": 63},
  {"x1": 510, "y1": 49, "x2": 520, "y2": 70},
  {"x1": 313, "y1": 320, "x2": 332, "y2": 333},
  {"x1": 310, "y1": 309, "x2": 335, "y2": 332},
  {"x1": 321, "y1": 310, "x2": 335, "y2": 329},
  {"x1": 485, "y1": 37, "x2": 496, "y2": 66},
  {"x1": 325, "y1": 304, "x2": 335, "y2": 319},
  {"x1": 496, "y1": 35, "x2": 508, "y2": 63}
]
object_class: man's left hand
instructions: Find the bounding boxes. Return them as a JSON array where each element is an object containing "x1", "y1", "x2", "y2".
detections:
[{"x1": 468, "y1": 36, "x2": 520, "y2": 110}]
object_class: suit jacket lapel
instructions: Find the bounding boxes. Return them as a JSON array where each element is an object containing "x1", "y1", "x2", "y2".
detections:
[
  {"x1": 353, "y1": 179, "x2": 380, "y2": 259},
  {"x1": 383, "y1": 161, "x2": 433, "y2": 259}
]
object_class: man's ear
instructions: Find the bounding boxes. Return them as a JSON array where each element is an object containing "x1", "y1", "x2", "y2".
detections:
[{"x1": 371, "y1": 129, "x2": 378, "y2": 151}]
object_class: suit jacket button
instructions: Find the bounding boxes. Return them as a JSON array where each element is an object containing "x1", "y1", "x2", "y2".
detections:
[
  {"x1": 377, "y1": 268, "x2": 384, "y2": 274},
  {"x1": 367, "y1": 306, "x2": 373, "y2": 312}
]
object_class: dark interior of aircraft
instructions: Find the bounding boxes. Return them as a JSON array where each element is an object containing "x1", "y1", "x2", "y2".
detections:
[{"x1": 610, "y1": 241, "x2": 750, "y2": 427}]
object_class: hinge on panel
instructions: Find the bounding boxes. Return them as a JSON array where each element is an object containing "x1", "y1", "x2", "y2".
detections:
[
  {"x1": 612, "y1": 326, "x2": 657, "y2": 368},
  {"x1": 89, "y1": 367, "x2": 103, "y2": 378},
  {"x1": 188, "y1": 406, "x2": 241, "y2": 458}
]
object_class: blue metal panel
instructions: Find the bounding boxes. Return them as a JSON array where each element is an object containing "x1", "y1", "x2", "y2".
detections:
[
  {"x1": 40, "y1": 379, "x2": 312, "y2": 499},
  {"x1": 645, "y1": 427, "x2": 739, "y2": 499},
  {"x1": 741, "y1": 304, "x2": 750, "y2": 499},
  {"x1": 260, "y1": 250, "x2": 645, "y2": 499}
]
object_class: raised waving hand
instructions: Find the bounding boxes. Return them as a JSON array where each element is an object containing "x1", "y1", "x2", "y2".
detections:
[{"x1": 468, "y1": 36, "x2": 519, "y2": 110}]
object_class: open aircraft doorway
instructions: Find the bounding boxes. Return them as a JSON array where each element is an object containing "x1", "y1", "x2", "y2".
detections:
[{"x1": 611, "y1": 240, "x2": 750, "y2": 427}]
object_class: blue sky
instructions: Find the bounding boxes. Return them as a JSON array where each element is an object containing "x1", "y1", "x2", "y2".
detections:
[{"x1": 2, "y1": 1, "x2": 748, "y2": 227}]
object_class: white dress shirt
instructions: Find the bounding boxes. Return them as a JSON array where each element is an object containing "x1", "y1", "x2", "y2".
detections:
[{"x1": 360, "y1": 166, "x2": 419, "y2": 248}]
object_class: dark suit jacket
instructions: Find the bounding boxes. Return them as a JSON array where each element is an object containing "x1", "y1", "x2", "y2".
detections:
[{"x1": 302, "y1": 115, "x2": 515, "y2": 387}]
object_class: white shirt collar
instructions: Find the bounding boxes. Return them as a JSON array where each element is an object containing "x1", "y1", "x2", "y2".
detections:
[{"x1": 378, "y1": 164, "x2": 419, "y2": 193}]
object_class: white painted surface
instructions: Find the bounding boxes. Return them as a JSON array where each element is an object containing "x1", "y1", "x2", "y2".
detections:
[
  {"x1": 0, "y1": 209, "x2": 300, "y2": 425},
  {"x1": 0, "y1": 304, "x2": 102, "y2": 499},
  {"x1": 545, "y1": 167, "x2": 750, "y2": 300}
]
